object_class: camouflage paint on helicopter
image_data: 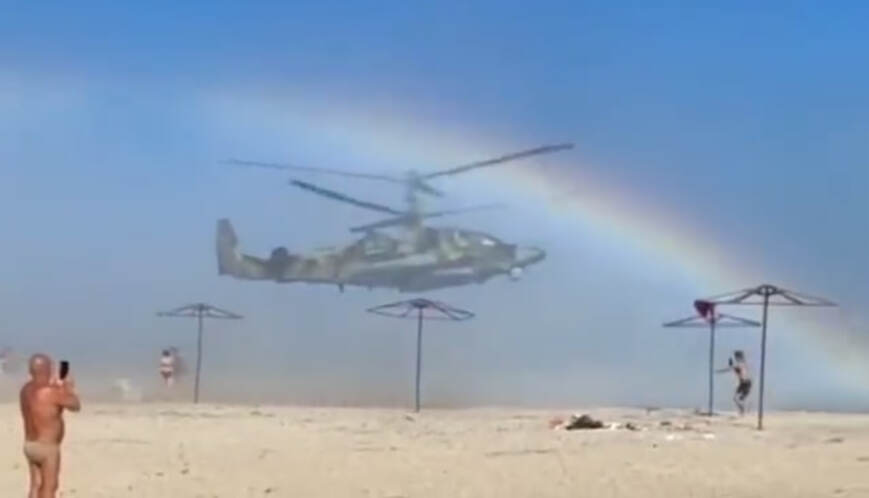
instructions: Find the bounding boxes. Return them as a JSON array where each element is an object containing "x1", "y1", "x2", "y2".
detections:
[{"x1": 217, "y1": 219, "x2": 545, "y2": 292}]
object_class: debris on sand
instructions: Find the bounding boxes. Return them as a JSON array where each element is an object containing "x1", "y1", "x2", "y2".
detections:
[
  {"x1": 551, "y1": 415, "x2": 645, "y2": 431},
  {"x1": 560, "y1": 414, "x2": 605, "y2": 430}
]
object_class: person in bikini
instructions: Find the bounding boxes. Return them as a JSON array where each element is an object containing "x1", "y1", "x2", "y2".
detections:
[
  {"x1": 159, "y1": 349, "x2": 176, "y2": 387},
  {"x1": 19, "y1": 353, "x2": 81, "y2": 498},
  {"x1": 717, "y1": 349, "x2": 752, "y2": 415}
]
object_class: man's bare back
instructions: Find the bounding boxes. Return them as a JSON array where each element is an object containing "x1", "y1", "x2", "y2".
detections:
[
  {"x1": 20, "y1": 382, "x2": 67, "y2": 443},
  {"x1": 19, "y1": 354, "x2": 80, "y2": 498}
]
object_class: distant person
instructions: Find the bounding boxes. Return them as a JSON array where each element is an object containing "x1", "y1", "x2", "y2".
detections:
[
  {"x1": 0, "y1": 347, "x2": 10, "y2": 375},
  {"x1": 19, "y1": 353, "x2": 81, "y2": 498},
  {"x1": 160, "y1": 349, "x2": 176, "y2": 387},
  {"x1": 717, "y1": 350, "x2": 752, "y2": 415},
  {"x1": 1, "y1": 347, "x2": 24, "y2": 376}
]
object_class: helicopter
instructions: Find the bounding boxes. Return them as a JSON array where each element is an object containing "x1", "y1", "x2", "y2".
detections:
[{"x1": 217, "y1": 143, "x2": 572, "y2": 292}]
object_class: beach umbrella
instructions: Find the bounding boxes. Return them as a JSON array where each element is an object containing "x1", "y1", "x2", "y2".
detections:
[
  {"x1": 367, "y1": 298, "x2": 474, "y2": 412},
  {"x1": 156, "y1": 303, "x2": 243, "y2": 404},
  {"x1": 701, "y1": 284, "x2": 835, "y2": 430},
  {"x1": 663, "y1": 303, "x2": 760, "y2": 416}
]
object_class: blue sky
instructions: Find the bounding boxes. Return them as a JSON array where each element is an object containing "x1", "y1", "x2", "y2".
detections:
[{"x1": 1, "y1": 3, "x2": 867, "y2": 409}]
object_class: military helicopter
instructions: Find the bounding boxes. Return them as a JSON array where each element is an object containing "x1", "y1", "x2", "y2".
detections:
[{"x1": 217, "y1": 143, "x2": 572, "y2": 292}]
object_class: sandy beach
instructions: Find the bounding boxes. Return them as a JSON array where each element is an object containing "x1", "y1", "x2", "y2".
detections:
[{"x1": 2, "y1": 403, "x2": 867, "y2": 497}]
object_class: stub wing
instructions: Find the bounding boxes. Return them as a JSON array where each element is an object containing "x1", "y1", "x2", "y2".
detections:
[{"x1": 216, "y1": 219, "x2": 272, "y2": 280}]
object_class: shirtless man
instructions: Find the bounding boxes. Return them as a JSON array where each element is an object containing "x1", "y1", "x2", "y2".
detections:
[
  {"x1": 717, "y1": 350, "x2": 752, "y2": 415},
  {"x1": 19, "y1": 354, "x2": 81, "y2": 498}
]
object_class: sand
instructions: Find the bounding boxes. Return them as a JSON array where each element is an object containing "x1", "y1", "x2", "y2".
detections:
[{"x1": 1, "y1": 403, "x2": 868, "y2": 497}]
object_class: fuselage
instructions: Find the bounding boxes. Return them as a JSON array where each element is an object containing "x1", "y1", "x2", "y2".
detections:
[{"x1": 216, "y1": 219, "x2": 545, "y2": 292}]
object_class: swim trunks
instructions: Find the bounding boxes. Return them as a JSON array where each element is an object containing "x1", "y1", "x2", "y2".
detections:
[{"x1": 23, "y1": 441, "x2": 59, "y2": 465}]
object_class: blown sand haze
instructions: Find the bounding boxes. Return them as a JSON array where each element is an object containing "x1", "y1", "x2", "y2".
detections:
[{"x1": 1, "y1": 403, "x2": 868, "y2": 497}]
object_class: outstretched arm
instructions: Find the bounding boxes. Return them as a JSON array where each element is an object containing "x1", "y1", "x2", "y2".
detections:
[{"x1": 714, "y1": 367, "x2": 731, "y2": 374}]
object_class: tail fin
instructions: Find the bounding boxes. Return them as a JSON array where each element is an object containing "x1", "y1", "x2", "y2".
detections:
[
  {"x1": 216, "y1": 219, "x2": 245, "y2": 276},
  {"x1": 216, "y1": 219, "x2": 272, "y2": 280}
]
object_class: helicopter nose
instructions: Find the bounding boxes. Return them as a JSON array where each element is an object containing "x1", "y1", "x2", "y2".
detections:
[{"x1": 515, "y1": 246, "x2": 546, "y2": 265}]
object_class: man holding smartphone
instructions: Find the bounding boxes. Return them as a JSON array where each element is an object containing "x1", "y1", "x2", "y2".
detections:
[{"x1": 19, "y1": 353, "x2": 81, "y2": 498}]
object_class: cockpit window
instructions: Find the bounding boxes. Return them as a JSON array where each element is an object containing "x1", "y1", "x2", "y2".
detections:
[
  {"x1": 361, "y1": 233, "x2": 395, "y2": 255},
  {"x1": 452, "y1": 231, "x2": 469, "y2": 247}
]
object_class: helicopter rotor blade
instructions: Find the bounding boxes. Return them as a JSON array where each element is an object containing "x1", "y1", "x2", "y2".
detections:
[
  {"x1": 349, "y1": 216, "x2": 413, "y2": 233},
  {"x1": 289, "y1": 180, "x2": 404, "y2": 216},
  {"x1": 410, "y1": 178, "x2": 444, "y2": 197},
  {"x1": 348, "y1": 204, "x2": 505, "y2": 232},
  {"x1": 422, "y1": 203, "x2": 506, "y2": 218},
  {"x1": 224, "y1": 158, "x2": 405, "y2": 184},
  {"x1": 421, "y1": 143, "x2": 574, "y2": 179}
]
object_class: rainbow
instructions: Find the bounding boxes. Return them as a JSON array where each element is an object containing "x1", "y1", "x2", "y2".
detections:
[{"x1": 203, "y1": 87, "x2": 869, "y2": 396}]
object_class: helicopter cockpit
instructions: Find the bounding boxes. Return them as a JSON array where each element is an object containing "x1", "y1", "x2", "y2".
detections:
[
  {"x1": 449, "y1": 229, "x2": 503, "y2": 249},
  {"x1": 356, "y1": 231, "x2": 400, "y2": 259}
]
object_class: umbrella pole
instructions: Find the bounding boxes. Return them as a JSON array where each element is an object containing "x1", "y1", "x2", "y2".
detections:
[
  {"x1": 414, "y1": 308, "x2": 423, "y2": 412},
  {"x1": 195, "y1": 309, "x2": 203, "y2": 404},
  {"x1": 708, "y1": 318, "x2": 716, "y2": 416},
  {"x1": 757, "y1": 293, "x2": 770, "y2": 430}
]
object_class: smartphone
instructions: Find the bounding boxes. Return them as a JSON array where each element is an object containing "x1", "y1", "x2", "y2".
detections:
[{"x1": 59, "y1": 360, "x2": 70, "y2": 380}]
